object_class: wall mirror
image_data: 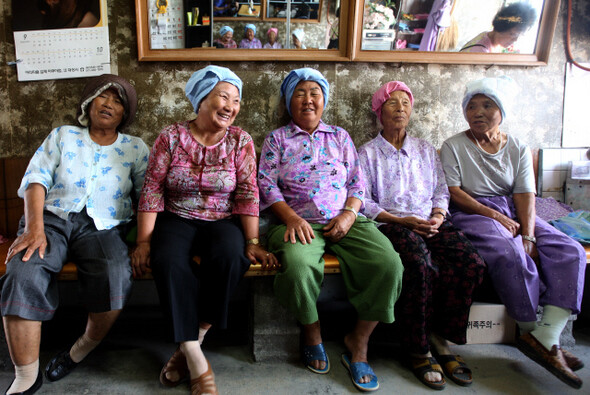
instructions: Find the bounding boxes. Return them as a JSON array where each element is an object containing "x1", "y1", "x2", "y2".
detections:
[
  {"x1": 136, "y1": 0, "x2": 560, "y2": 64},
  {"x1": 135, "y1": 0, "x2": 349, "y2": 61},
  {"x1": 350, "y1": 0, "x2": 561, "y2": 65}
]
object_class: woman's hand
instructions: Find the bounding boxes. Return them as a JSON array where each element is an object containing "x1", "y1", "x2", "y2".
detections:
[
  {"x1": 5, "y1": 225, "x2": 46, "y2": 263},
  {"x1": 131, "y1": 242, "x2": 151, "y2": 278},
  {"x1": 245, "y1": 244, "x2": 279, "y2": 270},
  {"x1": 522, "y1": 239, "x2": 539, "y2": 264},
  {"x1": 493, "y1": 212, "x2": 521, "y2": 237},
  {"x1": 398, "y1": 216, "x2": 442, "y2": 238},
  {"x1": 322, "y1": 211, "x2": 356, "y2": 243},
  {"x1": 284, "y1": 215, "x2": 315, "y2": 244}
]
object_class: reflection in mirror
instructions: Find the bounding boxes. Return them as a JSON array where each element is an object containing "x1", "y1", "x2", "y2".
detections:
[
  {"x1": 360, "y1": 0, "x2": 544, "y2": 54},
  {"x1": 145, "y1": 0, "x2": 339, "y2": 50}
]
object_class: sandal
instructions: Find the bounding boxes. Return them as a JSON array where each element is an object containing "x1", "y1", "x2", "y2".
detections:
[
  {"x1": 408, "y1": 356, "x2": 446, "y2": 390},
  {"x1": 160, "y1": 346, "x2": 189, "y2": 387},
  {"x1": 341, "y1": 353, "x2": 379, "y2": 392},
  {"x1": 190, "y1": 360, "x2": 218, "y2": 395},
  {"x1": 434, "y1": 354, "x2": 473, "y2": 386},
  {"x1": 302, "y1": 343, "x2": 330, "y2": 374}
]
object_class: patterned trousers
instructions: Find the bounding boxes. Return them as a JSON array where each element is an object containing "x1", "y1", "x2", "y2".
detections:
[{"x1": 379, "y1": 221, "x2": 485, "y2": 354}]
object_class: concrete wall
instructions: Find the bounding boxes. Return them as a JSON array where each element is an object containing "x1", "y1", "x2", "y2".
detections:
[{"x1": 1, "y1": 0, "x2": 589, "y2": 157}]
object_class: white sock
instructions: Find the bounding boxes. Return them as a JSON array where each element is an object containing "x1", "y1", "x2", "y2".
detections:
[
  {"x1": 181, "y1": 340, "x2": 208, "y2": 379},
  {"x1": 7, "y1": 359, "x2": 39, "y2": 394},
  {"x1": 530, "y1": 305, "x2": 571, "y2": 350},
  {"x1": 70, "y1": 333, "x2": 101, "y2": 363},
  {"x1": 198, "y1": 327, "x2": 209, "y2": 344},
  {"x1": 516, "y1": 320, "x2": 537, "y2": 335}
]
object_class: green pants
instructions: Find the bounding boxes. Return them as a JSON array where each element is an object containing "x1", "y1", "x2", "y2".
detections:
[{"x1": 267, "y1": 217, "x2": 403, "y2": 325}]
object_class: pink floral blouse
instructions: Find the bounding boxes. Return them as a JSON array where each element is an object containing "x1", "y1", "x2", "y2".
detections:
[{"x1": 138, "y1": 121, "x2": 259, "y2": 221}]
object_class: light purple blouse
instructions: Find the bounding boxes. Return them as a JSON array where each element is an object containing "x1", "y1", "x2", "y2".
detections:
[
  {"x1": 358, "y1": 133, "x2": 449, "y2": 222},
  {"x1": 239, "y1": 38, "x2": 262, "y2": 48},
  {"x1": 258, "y1": 120, "x2": 365, "y2": 224}
]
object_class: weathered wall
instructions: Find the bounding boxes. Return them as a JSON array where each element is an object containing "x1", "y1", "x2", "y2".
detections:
[{"x1": 1, "y1": 0, "x2": 589, "y2": 158}]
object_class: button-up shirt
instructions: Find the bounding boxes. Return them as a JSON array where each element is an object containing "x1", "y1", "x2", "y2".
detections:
[
  {"x1": 358, "y1": 133, "x2": 449, "y2": 222},
  {"x1": 258, "y1": 120, "x2": 365, "y2": 224},
  {"x1": 19, "y1": 125, "x2": 149, "y2": 230}
]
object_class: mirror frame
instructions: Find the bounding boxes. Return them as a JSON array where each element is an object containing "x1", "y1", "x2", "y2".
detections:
[
  {"x1": 135, "y1": 0, "x2": 352, "y2": 61},
  {"x1": 350, "y1": 0, "x2": 561, "y2": 65},
  {"x1": 135, "y1": 0, "x2": 560, "y2": 65}
]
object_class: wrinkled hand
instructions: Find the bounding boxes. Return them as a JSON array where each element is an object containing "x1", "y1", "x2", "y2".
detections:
[
  {"x1": 494, "y1": 213, "x2": 521, "y2": 237},
  {"x1": 399, "y1": 216, "x2": 441, "y2": 238},
  {"x1": 284, "y1": 215, "x2": 315, "y2": 244},
  {"x1": 322, "y1": 211, "x2": 356, "y2": 243},
  {"x1": 131, "y1": 242, "x2": 151, "y2": 278},
  {"x1": 522, "y1": 239, "x2": 539, "y2": 265},
  {"x1": 5, "y1": 226, "x2": 46, "y2": 263},
  {"x1": 245, "y1": 244, "x2": 279, "y2": 270}
]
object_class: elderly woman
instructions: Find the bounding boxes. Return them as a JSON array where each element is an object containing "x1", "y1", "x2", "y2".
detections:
[
  {"x1": 0, "y1": 74, "x2": 148, "y2": 394},
  {"x1": 258, "y1": 68, "x2": 403, "y2": 392},
  {"x1": 263, "y1": 27, "x2": 282, "y2": 49},
  {"x1": 213, "y1": 25, "x2": 237, "y2": 48},
  {"x1": 440, "y1": 76, "x2": 586, "y2": 389},
  {"x1": 239, "y1": 24, "x2": 262, "y2": 48},
  {"x1": 460, "y1": 3, "x2": 537, "y2": 53},
  {"x1": 132, "y1": 66, "x2": 275, "y2": 395},
  {"x1": 291, "y1": 28, "x2": 306, "y2": 49},
  {"x1": 357, "y1": 81, "x2": 486, "y2": 390}
]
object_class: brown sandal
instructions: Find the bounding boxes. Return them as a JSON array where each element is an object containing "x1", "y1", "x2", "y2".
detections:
[
  {"x1": 159, "y1": 347, "x2": 189, "y2": 387},
  {"x1": 190, "y1": 360, "x2": 218, "y2": 395}
]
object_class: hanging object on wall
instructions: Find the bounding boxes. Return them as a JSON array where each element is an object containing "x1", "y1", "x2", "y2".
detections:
[
  {"x1": 149, "y1": 0, "x2": 185, "y2": 49},
  {"x1": 11, "y1": 0, "x2": 111, "y2": 82}
]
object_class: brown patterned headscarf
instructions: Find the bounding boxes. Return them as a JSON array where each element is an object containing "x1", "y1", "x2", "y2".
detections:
[{"x1": 77, "y1": 74, "x2": 137, "y2": 131}]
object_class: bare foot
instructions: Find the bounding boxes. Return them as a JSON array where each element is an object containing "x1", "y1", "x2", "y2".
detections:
[
  {"x1": 303, "y1": 321, "x2": 325, "y2": 371},
  {"x1": 411, "y1": 352, "x2": 443, "y2": 383},
  {"x1": 344, "y1": 332, "x2": 371, "y2": 384},
  {"x1": 429, "y1": 333, "x2": 466, "y2": 376}
]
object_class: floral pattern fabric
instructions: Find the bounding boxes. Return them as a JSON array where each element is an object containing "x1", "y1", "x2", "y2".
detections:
[
  {"x1": 258, "y1": 120, "x2": 365, "y2": 224},
  {"x1": 358, "y1": 133, "x2": 449, "y2": 221},
  {"x1": 138, "y1": 121, "x2": 259, "y2": 221},
  {"x1": 238, "y1": 38, "x2": 262, "y2": 48},
  {"x1": 19, "y1": 125, "x2": 149, "y2": 230}
]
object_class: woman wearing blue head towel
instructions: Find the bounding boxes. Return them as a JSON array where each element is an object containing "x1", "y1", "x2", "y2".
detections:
[
  {"x1": 440, "y1": 76, "x2": 586, "y2": 389},
  {"x1": 239, "y1": 24, "x2": 262, "y2": 48},
  {"x1": 132, "y1": 66, "x2": 276, "y2": 394},
  {"x1": 258, "y1": 68, "x2": 403, "y2": 392}
]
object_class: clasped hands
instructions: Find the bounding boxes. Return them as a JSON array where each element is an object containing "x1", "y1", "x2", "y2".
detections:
[{"x1": 400, "y1": 216, "x2": 443, "y2": 238}]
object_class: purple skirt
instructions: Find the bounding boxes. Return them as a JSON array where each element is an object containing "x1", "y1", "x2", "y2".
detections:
[{"x1": 450, "y1": 196, "x2": 586, "y2": 321}]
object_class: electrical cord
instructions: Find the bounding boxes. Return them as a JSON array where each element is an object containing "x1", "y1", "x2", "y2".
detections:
[{"x1": 566, "y1": 0, "x2": 590, "y2": 71}]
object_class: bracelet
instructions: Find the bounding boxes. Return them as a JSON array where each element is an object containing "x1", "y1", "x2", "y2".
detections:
[
  {"x1": 522, "y1": 235, "x2": 536, "y2": 244},
  {"x1": 341, "y1": 206, "x2": 358, "y2": 217}
]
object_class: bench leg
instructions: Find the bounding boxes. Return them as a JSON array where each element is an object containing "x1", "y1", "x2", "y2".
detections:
[{"x1": 250, "y1": 277, "x2": 299, "y2": 362}]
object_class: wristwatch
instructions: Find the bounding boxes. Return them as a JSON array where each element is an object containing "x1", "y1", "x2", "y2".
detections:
[{"x1": 246, "y1": 238, "x2": 260, "y2": 245}]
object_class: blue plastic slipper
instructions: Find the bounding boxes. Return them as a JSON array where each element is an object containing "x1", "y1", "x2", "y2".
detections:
[
  {"x1": 302, "y1": 343, "x2": 330, "y2": 374},
  {"x1": 341, "y1": 353, "x2": 379, "y2": 392}
]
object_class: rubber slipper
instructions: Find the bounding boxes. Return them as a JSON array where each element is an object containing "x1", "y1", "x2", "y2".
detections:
[
  {"x1": 341, "y1": 353, "x2": 379, "y2": 392},
  {"x1": 302, "y1": 343, "x2": 330, "y2": 374},
  {"x1": 408, "y1": 356, "x2": 446, "y2": 390},
  {"x1": 434, "y1": 354, "x2": 473, "y2": 386}
]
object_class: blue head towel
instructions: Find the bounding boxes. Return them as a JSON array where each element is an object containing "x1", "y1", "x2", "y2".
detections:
[
  {"x1": 185, "y1": 66, "x2": 243, "y2": 113},
  {"x1": 280, "y1": 68, "x2": 329, "y2": 116},
  {"x1": 462, "y1": 76, "x2": 518, "y2": 124}
]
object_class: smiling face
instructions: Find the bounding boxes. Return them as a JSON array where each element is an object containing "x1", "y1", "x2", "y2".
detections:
[
  {"x1": 465, "y1": 94, "x2": 502, "y2": 134},
  {"x1": 197, "y1": 81, "x2": 241, "y2": 132},
  {"x1": 290, "y1": 80, "x2": 324, "y2": 134},
  {"x1": 221, "y1": 31, "x2": 233, "y2": 43},
  {"x1": 380, "y1": 90, "x2": 412, "y2": 132},
  {"x1": 246, "y1": 29, "x2": 254, "y2": 41},
  {"x1": 88, "y1": 88, "x2": 125, "y2": 131}
]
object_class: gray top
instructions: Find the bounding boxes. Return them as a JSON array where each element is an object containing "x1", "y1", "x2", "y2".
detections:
[{"x1": 440, "y1": 131, "x2": 536, "y2": 198}]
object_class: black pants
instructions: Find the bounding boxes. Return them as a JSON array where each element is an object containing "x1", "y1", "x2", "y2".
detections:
[{"x1": 150, "y1": 211, "x2": 250, "y2": 342}]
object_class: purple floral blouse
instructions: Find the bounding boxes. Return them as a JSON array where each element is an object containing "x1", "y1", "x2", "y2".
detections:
[
  {"x1": 358, "y1": 133, "x2": 449, "y2": 221},
  {"x1": 258, "y1": 120, "x2": 365, "y2": 224},
  {"x1": 138, "y1": 121, "x2": 259, "y2": 221},
  {"x1": 238, "y1": 38, "x2": 262, "y2": 48}
]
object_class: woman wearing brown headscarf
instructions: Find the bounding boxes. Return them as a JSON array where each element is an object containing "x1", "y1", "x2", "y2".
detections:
[{"x1": 0, "y1": 74, "x2": 149, "y2": 394}]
